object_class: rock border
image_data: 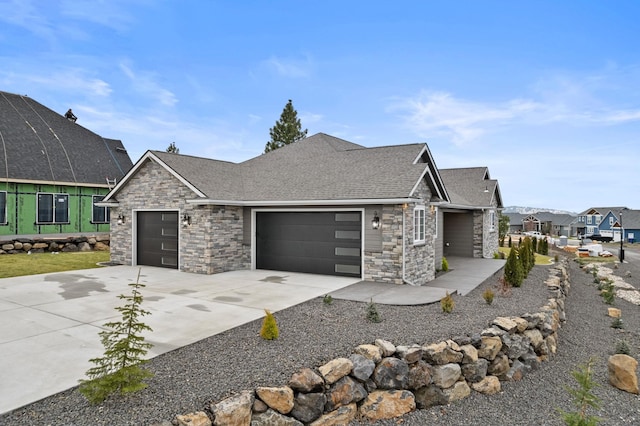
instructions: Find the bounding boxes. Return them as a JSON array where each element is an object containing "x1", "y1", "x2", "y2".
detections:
[
  {"x1": 0, "y1": 235, "x2": 110, "y2": 254},
  {"x1": 170, "y1": 260, "x2": 570, "y2": 426}
]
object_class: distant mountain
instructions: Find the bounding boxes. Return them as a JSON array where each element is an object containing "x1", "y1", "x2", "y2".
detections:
[{"x1": 502, "y1": 206, "x2": 577, "y2": 216}]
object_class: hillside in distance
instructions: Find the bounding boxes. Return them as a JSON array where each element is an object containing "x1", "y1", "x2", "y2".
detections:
[{"x1": 503, "y1": 206, "x2": 577, "y2": 216}]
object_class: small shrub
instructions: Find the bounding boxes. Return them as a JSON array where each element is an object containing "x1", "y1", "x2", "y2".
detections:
[
  {"x1": 615, "y1": 340, "x2": 631, "y2": 355},
  {"x1": 554, "y1": 254, "x2": 559, "y2": 263},
  {"x1": 441, "y1": 257, "x2": 449, "y2": 272},
  {"x1": 557, "y1": 358, "x2": 601, "y2": 426},
  {"x1": 78, "y1": 270, "x2": 153, "y2": 404},
  {"x1": 610, "y1": 317, "x2": 624, "y2": 329},
  {"x1": 366, "y1": 299, "x2": 382, "y2": 323},
  {"x1": 601, "y1": 284, "x2": 615, "y2": 305},
  {"x1": 497, "y1": 276, "x2": 512, "y2": 297},
  {"x1": 482, "y1": 288, "x2": 495, "y2": 305},
  {"x1": 504, "y1": 246, "x2": 523, "y2": 287},
  {"x1": 260, "y1": 309, "x2": 279, "y2": 340},
  {"x1": 323, "y1": 294, "x2": 333, "y2": 305},
  {"x1": 508, "y1": 235, "x2": 512, "y2": 247},
  {"x1": 440, "y1": 291, "x2": 454, "y2": 313}
]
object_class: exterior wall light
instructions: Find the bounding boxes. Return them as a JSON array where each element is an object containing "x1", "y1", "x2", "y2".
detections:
[
  {"x1": 371, "y1": 211, "x2": 381, "y2": 229},
  {"x1": 429, "y1": 205, "x2": 436, "y2": 215},
  {"x1": 182, "y1": 214, "x2": 191, "y2": 227},
  {"x1": 116, "y1": 214, "x2": 125, "y2": 225}
]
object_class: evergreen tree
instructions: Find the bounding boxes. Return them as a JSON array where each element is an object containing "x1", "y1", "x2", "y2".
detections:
[
  {"x1": 528, "y1": 237, "x2": 536, "y2": 271},
  {"x1": 508, "y1": 235, "x2": 512, "y2": 248},
  {"x1": 519, "y1": 237, "x2": 532, "y2": 277},
  {"x1": 79, "y1": 270, "x2": 153, "y2": 403},
  {"x1": 166, "y1": 142, "x2": 179, "y2": 153},
  {"x1": 498, "y1": 213, "x2": 510, "y2": 247},
  {"x1": 504, "y1": 246, "x2": 523, "y2": 287},
  {"x1": 264, "y1": 99, "x2": 308, "y2": 153}
]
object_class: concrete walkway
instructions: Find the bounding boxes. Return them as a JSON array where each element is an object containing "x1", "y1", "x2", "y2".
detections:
[
  {"x1": 0, "y1": 257, "x2": 504, "y2": 414},
  {"x1": 331, "y1": 257, "x2": 506, "y2": 304}
]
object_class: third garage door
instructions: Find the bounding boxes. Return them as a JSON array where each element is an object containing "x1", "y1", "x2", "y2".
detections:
[{"x1": 256, "y1": 211, "x2": 361, "y2": 277}]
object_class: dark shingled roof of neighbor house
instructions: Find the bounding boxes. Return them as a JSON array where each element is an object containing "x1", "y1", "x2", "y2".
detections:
[{"x1": 0, "y1": 90, "x2": 133, "y2": 185}]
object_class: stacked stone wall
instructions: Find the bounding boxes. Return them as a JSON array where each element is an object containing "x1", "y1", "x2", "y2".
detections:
[
  {"x1": 0, "y1": 235, "x2": 110, "y2": 254},
  {"x1": 172, "y1": 261, "x2": 570, "y2": 425}
]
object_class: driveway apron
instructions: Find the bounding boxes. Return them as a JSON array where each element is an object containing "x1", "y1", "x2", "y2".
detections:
[{"x1": 0, "y1": 266, "x2": 359, "y2": 414}]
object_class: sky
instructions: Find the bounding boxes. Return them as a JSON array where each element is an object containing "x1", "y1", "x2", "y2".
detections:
[{"x1": 1, "y1": 1, "x2": 639, "y2": 213}]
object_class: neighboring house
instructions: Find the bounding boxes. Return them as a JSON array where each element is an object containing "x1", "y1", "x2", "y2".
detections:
[
  {"x1": 504, "y1": 212, "x2": 576, "y2": 237},
  {"x1": 101, "y1": 133, "x2": 503, "y2": 286},
  {"x1": 576, "y1": 207, "x2": 640, "y2": 243},
  {"x1": 0, "y1": 91, "x2": 133, "y2": 236}
]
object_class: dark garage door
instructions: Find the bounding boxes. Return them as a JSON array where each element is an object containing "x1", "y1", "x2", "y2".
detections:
[
  {"x1": 137, "y1": 211, "x2": 178, "y2": 269},
  {"x1": 256, "y1": 211, "x2": 362, "y2": 277}
]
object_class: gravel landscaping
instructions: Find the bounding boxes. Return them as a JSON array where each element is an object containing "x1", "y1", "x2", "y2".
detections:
[{"x1": 2, "y1": 248, "x2": 639, "y2": 425}]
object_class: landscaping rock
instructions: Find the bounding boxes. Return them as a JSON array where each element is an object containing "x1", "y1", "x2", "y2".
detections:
[
  {"x1": 442, "y1": 380, "x2": 471, "y2": 403},
  {"x1": 255, "y1": 386, "x2": 294, "y2": 414},
  {"x1": 318, "y1": 358, "x2": 352, "y2": 384},
  {"x1": 290, "y1": 393, "x2": 326, "y2": 424},
  {"x1": 349, "y1": 354, "x2": 375, "y2": 382},
  {"x1": 432, "y1": 363, "x2": 461, "y2": 389},
  {"x1": 461, "y1": 358, "x2": 488, "y2": 383},
  {"x1": 358, "y1": 390, "x2": 415, "y2": 421},
  {"x1": 309, "y1": 403, "x2": 357, "y2": 426},
  {"x1": 324, "y1": 376, "x2": 367, "y2": 411},
  {"x1": 407, "y1": 360, "x2": 433, "y2": 390},
  {"x1": 470, "y1": 375, "x2": 501, "y2": 395},
  {"x1": 289, "y1": 368, "x2": 324, "y2": 393},
  {"x1": 608, "y1": 354, "x2": 639, "y2": 394},
  {"x1": 374, "y1": 339, "x2": 396, "y2": 357},
  {"x1": 354, "y1": 344, "x2": 382, "y2": 362},
  {"x1": 176, "y1": 412, "x2": 211, "y2": 426},
  {"x1": 251, "y1": 409, "x2": 302, "y2": 426},
  {"x1": 211, "y1": 391, "x2": 253, "y2": 426},
  {"x1": 477, "y1": 336, "x2": 502, "y2": 361},
  {"x1": 373, "y1": 357, "x2": 409, "y2": 389},
  {"x1": 414, "y1": 384, "x2": 447, "y2": 408}
]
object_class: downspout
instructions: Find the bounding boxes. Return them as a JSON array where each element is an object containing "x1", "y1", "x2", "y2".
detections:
[{"x1": 402, "y1": 204, "x2": 417, "y2": 286}]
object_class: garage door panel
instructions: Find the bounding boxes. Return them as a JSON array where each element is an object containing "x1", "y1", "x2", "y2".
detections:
[
  {"x1": 137, "y1": 211, "x2": 178, "y2": 269},
  {"x1": 256, "y1": 211, "x2": 361, "y2": 277}
]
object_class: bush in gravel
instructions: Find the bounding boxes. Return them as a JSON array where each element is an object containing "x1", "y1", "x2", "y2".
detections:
[
  {"x1": 508, "y1": 235, "x2": 512, "y2": 247},
  {"x1": 78, "y1": 270, "x2": 154, "y2": 404},
  {"x1": 557, "y1": 358, "x2": 601, "y2": 426},
  {"x1": 440, "y1": 291, "x2": 455, "y2": 313},
  {"x1": 260, "y1": 310, "x2": 279, "y2": 340},
  {"x1": 366, "y1": 299, "x2": 382, "y2": 323},
  {"x1": 601, "y1": 284, "x2": 615, "y2": 305},
  {"x1": 504, "y1": 246, "x2": 524, "y2": 287},
  {"x1": 610, "y1": 317, "x2": 624, "y2": 329},
  {"x1": 482, "y1": 287, "x2": 495, "y2": 305},
  {"x1": 442, "y1": 256, "x2": 449, "y2": 272},
  {"x1": 615, "y1": 340, "x2": 631, "y2": 355},
  {"x1": 323, "y1": 294, "x2": 333, "y2": 305}
]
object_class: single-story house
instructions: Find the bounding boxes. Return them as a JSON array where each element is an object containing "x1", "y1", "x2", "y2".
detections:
[
  {"x1": 0, "y1": 90, "x2": 133, "y2": 236},
  {"x1": 504, "y1": 211, "x2": 576, "y2": 237},
  {"x1": 101, "y1": 133, "x2": 502, "y2": 286}
]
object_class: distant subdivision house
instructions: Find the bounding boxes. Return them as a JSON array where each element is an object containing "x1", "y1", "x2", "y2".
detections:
[
  {"x1": 575, "y1": 207, "x2": 640, "y2": 242},
  {"x1": 505, "y1": 211, "x2": 576, "y2": 237},
  {"x1": 101, "y1": 133, "x2": 503, "y2": 286},
  {"x1": 0, "y1": 91, "x2": 133, "y2": 236}
]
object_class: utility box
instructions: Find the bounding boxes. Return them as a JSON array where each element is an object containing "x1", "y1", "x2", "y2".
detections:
[{"x1": 558, "y1": 236, "x2": 568, "y2": 247}]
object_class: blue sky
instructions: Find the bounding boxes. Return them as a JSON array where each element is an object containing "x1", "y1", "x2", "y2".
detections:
[{"x1": 1, "y1": 1, "x2": 639, "y2": 213}]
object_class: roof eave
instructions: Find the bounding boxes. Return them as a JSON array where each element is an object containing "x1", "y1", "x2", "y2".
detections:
[{"x1": 185, "y1": 197, "x2": 422, "y2": 207}]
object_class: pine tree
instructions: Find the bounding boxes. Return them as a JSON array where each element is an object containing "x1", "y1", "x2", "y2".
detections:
[
  {"x1": 264, "y1": 99, "x2": 308, "y2": 153},
  {"x1": 519, "y1": 238, "x2": 531, "y2": 277},
  {"x1": 504, "y1": 246, "x2": 523, "y2": 287},
  {"x1": 166, "y1": 142, "x2": 179, "y2": 153},
  {"x1": 79, "y1": 270, "x2": 153, "y2": 404}
]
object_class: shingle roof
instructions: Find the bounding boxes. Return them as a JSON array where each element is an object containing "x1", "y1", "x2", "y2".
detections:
[
  {"x1": 108, "y1": 133, "x2": 449, "y2": 204},
  {"x1": 438, "y1": 167, "x2": 503, "y2": 208},
  {"x1": 0, "y1": 90, "x2": 132, "y2": 185}
]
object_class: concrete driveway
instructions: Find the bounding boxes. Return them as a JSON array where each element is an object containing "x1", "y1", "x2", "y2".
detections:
[{"x1": 0, "y1": 266, "x2": 360, "y2": 414}]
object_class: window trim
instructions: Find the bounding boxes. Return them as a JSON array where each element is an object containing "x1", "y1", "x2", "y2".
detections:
[
  {"x1": 413, "y1": 205, "x2": 426, "y2": 245},
  {"x1": 91, "y1": 195, "x2": 110, "y2": 224},
  {"x1": 36, "y1": 192, "x2": 70, "y2": 224},
  {"x1": 0, "y1": 191, "x2": 6, "y2": 225},
  {"x1": 489, "y1": 210, "x2": 495, "y2": 231}
]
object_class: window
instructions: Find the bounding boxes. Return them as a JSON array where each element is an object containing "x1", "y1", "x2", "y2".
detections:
[
  {"x1": 595, "y1": 215, "x2": 601, "y2": 224},
  {"x1": 587, "y1": 216, "x2": 592, "y2": 224},
  {"x1": 609, "y1": 217, "x2": 614, "y2": 225},
  {"x1": 413, "y1": 205, "x2": 426, "y2": 244},
  {"x1": 0, "y1": 191, "x2": 6, "y2": 224},
  {"x1": 490, "y1": 210, "x2": 495, "y2": 231},
  {"x1": 37, "y1": 193, "x2": 69, "y2": 224},
  {"x1": 92, "y1": 195, "x2": 110, "y2": 223}
]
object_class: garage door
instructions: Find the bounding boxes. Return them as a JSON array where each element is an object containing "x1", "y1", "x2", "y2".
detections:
[
  {"x1": 137, "y1": 211, "x2": 178, "y2": 269},
  {"x1": 256, "y1": 211, "x2": 362, "y2": 277}
]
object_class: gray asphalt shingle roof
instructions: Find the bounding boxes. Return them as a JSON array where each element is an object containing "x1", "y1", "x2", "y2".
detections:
[
  {"x1": 116, "y1": 133, "x2": 449, "y2": 204},
  {"x1": 0, "y1": 90, "x2": 132, "y2": 185},
  {"x1": 438, "y1": 167, "x2": 503, "y2": 208}
]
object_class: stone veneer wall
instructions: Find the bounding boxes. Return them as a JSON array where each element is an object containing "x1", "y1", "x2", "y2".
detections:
[
  {"x1": 0, "y1": 235, "x2": 110, "y2": 254},
  {"x1": 110, "y1": 159, "x2": 249, "y2": 274},
  {"x1": 363, "y1": 181, "x2": 436, "y2": 286},
  {"x1": 172, "y1": 261, "x2": 570, "y2": 426}
]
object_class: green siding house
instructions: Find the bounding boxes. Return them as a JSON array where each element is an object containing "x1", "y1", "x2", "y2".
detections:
[{"x1": 0, "y1": 91, "x2": 133, "y2": 237}]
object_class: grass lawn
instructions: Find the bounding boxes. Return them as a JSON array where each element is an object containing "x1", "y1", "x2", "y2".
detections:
[
  {"x1": 498, "y1": 246, "x2": 554, "y2": 265},
  {"x1": 0, "y1": 251, "x2": 111, "y2": 279}
]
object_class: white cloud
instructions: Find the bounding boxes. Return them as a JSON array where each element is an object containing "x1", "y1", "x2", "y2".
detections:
[
  {"x1": 262, "y1": 55, "x2": 313, "y2": 78},
  {"x1": 393, "y1": 91, "x2": 541, "y2": 145},
  {"x1": 119, "y1": 62, "x2": 178, "y2": 107},
  {"x1": 0, "y1": 66, "x2": 112, "y2": 98}
]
